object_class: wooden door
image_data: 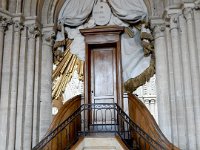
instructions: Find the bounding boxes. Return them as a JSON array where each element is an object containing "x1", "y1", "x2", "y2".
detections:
[
  {"x1": 80, "y1": 26, "x2": 124, "y2": 107},
  {"x1": 90, "y1": 46, "x2": 117, "y2": 104}
]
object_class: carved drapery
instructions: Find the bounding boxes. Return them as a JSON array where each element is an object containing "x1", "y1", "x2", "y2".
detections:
[{"x1": 124, "y1": 22, "x2": 155, "y2": 93}]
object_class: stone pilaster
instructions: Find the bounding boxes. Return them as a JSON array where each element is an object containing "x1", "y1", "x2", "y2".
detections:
[
  {"x1": 39, "y1": 28, "x2": 55, "y2": 139},
  {"x1": 169, "y1": 12, "x2": 188, "y2": 149},
  {"x1": 152, "y1": 23, "x2": 172, "y2": 141},
  {"x1": 7, "y1": 19, "x2": 24, "y2": 150},
  {"x1": 23, "y1": 23, "x2": 40, "y2": 150},
  {"x1": 183, "y1": 7, "x2": 200, "y2": 150}
]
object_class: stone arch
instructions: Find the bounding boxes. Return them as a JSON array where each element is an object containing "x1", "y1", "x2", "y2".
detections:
[{"x1": 39, "y1": 0, "x2": 65, "y2": 24}]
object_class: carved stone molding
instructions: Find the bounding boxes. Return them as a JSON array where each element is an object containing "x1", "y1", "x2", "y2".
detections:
[
  {"x1": 183, "y1": 7, "x2": 193, "y2": 20},
  {"x1": 42, "y1": 31, "x2": 56, "y2": 46},
  {"x1": 27, "y1": 24, "x2": 40, "y2": 39},
  {"x1": 0, "y1": 16, "x2": 13, "y2": 31}
]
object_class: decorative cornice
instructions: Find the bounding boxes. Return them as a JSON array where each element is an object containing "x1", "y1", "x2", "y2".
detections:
[{"x1": 27, "y1": 24, "x2": 40, "y2": 38}]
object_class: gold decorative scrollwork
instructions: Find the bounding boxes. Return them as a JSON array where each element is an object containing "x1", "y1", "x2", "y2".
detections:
[{"x1": 52, "y1": 39, "x2": 84, "y2": 102}]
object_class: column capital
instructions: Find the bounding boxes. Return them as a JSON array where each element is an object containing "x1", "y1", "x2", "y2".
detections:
[
  {"x1": 42, "y1": 30, "x2": 56, "y2": 46},
  {"x1": 169, "y1": 14, "x2": 179, "y2": 30},
  {"x1": 153, "y1": 24, "x2": 166, "y2": 39},
  {"x1": 194, "y1": 1, "x2": 200, "y2": 10},
  {"x1": 27, "y1": 24, "x2": 40, "y2": 39},
  {"x1": 183, "y1": 7, "x2": 193, "y2": 20},
  {"x1": 14, "y1": 21, "x2": 24, "y2": 32},
  {"x1": 163, "y1": 8, "x2": 182, "y2": 30},
  {"x1": 0, "y1": 16, "x2": 13, "y2": 31}
]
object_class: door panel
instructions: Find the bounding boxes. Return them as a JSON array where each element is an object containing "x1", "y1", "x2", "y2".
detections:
[{"x1": 91, "y1": 47, "x2": 117, "y2": 104}]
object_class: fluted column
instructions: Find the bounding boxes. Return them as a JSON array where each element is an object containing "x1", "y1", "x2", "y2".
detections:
[
  {"x1": 23, "y1": 24, "x2": 40, "y2": 150},
  {"x1": 39, "y1": 29, "x2": 55, "y2": 139},
  {"x1": 7, "y1": 19, "x2": 24, "y2": 150},
  {"x1": 169, "y1": 12, "x2": 188, "y2": 149},
  {"x1": 179, "y1": 13, "x2": 196, "y2": 150},
  {"x1": 0, "y1": 17, "x2": 13, "y2": 150},
  {"x1": 153, "y1": 24, "x2": 172, "y2": 140},
  {"x1": 184, "y1": 7, "x2": 200, "y2": 150}
]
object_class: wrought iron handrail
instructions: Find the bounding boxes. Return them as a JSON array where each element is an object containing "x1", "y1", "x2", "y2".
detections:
[{"x1": 32, "y1": 103, "x2": 166, "y2": 150}]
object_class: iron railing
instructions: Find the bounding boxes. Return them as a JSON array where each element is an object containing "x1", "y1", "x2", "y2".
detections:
[{"x1": 32, "y1": 103, "x2": 166, "y2": 150}]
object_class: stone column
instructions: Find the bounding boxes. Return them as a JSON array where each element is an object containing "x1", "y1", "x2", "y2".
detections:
[
  {"x1": 184, "y1": 7, "x2": 200, "y2": 150},
  {"x1": 39, "y1": 29, "x2": 54, "y2": 139},
  {"x1": 0, "y1": 16, "x2": 7, "y2": 97},
  {"x1": 23, "y1": 24, "x2": 40, "y2": 150},
  {"x1": 15, "y1": 25, "x2": 28, "y2": 150},
  {"x1": 2, "y1": 0, "x2": 7, "y2": 10},
  {"x1": 165, "y1": 24, "x2": 179, "y2": 145},
  {"x1": 169, "y1": 12, "x2": 188, "y2": 149},
  {"x1": 153, "y1": 23, "x2": 172, "y2": 140},
  {"x1": 194, "y1": 2, "x2": 200, "y2": 81},
  {"x1": 179, "y1": 13, "x2": 196, "y2": 150},
  {"x1": 0, "y1": 17, "x2": 13, "y2": 150},
  {"x1": 8, "y1": 20, "x2": 24, "y2": 150},
  {"x1": 32, "y1": 34, "x2": 42, "y2": 147},
  {"x1": 16, "y1": 0, "x2": 22, "y2": 13}
]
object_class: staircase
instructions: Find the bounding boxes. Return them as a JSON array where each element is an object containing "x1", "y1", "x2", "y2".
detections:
[{"x1": 32, "y1": 94, "x2": 180, "y2": 150}]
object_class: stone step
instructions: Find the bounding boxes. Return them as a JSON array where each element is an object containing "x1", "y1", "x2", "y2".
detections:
[{"x1": 71, "y1": 136, "x2": 129, "y2": 150}]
